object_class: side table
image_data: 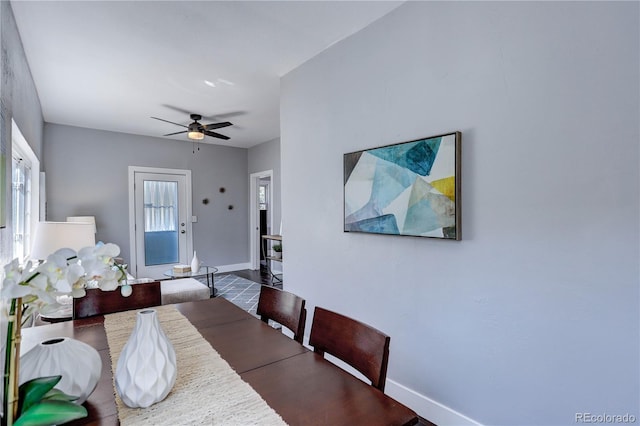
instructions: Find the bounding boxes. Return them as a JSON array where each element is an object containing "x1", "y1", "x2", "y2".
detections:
[
  {"x1": 39, "y1": 305, "x2": 73, "y2": 323},
  {"x1": 261, "y1": 235, "x2": 283, "y2": 283},
  {"x1": 39, "y1": 295, "x2": 73, "y2": 323}
]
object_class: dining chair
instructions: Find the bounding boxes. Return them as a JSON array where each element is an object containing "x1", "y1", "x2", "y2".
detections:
[
  {"x1": 256, "y1": 285, "x2": 306, "y2": 343},
  {"x1": 73, "y1": 281, "x2": 162, "y2": 319},
  {"x1": 309, "y1": 306, "x2": 390, "y2": 392}
]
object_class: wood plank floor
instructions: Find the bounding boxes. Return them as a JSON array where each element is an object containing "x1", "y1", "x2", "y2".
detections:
[{"x1": 217, "y1": 265, "x2": 437, "y2": 426}]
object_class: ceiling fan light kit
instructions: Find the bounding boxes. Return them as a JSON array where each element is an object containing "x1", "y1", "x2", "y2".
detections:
[
  {"x1": 187, "y1": 122, "x2": 205, "y2": 140},
  {"x1": 188, "y1": 132, "x2": 205, "y2": 140}
]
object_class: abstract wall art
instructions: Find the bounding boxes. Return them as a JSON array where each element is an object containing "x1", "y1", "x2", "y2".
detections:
[{"x1": 344, "y1": 131, "x2": 461, "y2": 240}]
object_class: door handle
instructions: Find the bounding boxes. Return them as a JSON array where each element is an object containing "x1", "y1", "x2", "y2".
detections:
[{"x1": 181, "y1": 230, "x2": 186, "y2": 234}]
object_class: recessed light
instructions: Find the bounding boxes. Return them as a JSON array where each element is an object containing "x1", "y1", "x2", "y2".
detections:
[
  {"x1": 217, "y1": 78, "x2": 235, "y2": 86},
  {"x1": 204, "y1": 78, "x2": 235, "y2": 88}
]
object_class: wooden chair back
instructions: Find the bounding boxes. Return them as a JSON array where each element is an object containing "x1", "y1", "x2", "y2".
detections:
[
  {"x1": 309, "y1": 306, "x2": 390, "y2": 392},
  {"x1": 256, "y1": 285, "x2": 306, "y2": 343},
  {"x1": 73, "y1": 281, "x2": 162, "y2": 319}
]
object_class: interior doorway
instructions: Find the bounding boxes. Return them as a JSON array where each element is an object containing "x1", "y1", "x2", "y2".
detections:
[{"x1": 249, "y1": 170, "x2": 273, "y2": 270}]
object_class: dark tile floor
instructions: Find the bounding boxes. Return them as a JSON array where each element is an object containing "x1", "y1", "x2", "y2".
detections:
[
  {"x1": 214, "y1": 273, "x2": 263, "y2": 316},
  {"x1": 228, "y1": 264, "x2": 282, "y2": 288}
]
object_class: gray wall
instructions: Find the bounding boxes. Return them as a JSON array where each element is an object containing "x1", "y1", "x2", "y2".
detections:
[
  {"x1": 281, "y1": 2, "x2": 639, "y2": 425},
  {"x1": 248, "y1": 137, "x2": 281, "y2": 232},
  {"x1": 0, "y1": 1, "x2": 44, "y2": 264},
  {"x1": 43, "y1": 123, "x2": 249, "y2": 269}
]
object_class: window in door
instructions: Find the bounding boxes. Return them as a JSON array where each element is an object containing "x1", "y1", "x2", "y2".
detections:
[
  {"x1": 259, "y1": 184, "x2": 269, "y2": 210},
  {"x1": 143, "y1": 180, "x2": 179, "y2": 265}
]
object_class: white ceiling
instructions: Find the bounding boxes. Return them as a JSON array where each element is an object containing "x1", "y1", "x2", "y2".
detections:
[{"x1": 10, "y1": 1, "x2": 402, "y2": 148}]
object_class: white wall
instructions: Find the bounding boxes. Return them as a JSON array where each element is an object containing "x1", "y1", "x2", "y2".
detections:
[
  {"x1": 248, "y1": 137, "x2": 281, "y2": 232},
  {"x1": 281, "y1": 2, "x2": 639, "y2": 425},
  {"x1": 44, "y1": 123, "x2": 249, "y2": 270}
]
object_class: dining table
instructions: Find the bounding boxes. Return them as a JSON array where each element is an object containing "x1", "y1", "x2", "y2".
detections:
[{"x1": 20, "y1": 297, "x2": 419, "y2": 426}]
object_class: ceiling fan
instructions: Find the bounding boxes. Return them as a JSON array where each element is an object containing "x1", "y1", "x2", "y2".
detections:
[{"x1": 151, "y1": 114, "x2": 232, "y2": 140}]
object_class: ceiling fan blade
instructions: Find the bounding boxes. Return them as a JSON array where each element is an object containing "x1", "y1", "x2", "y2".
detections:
[
  {"x1": 203, "y1": 122, "x2": 232, "y2": 130},
  {"x1": 151, "y1": 116, "x2": 188, "y2": 128},
  {"x1": 201, "y1": 111, "x2": 247, "y2": 121},
  {"x1": 161, "y1": 105, "x2": 194, "y2": 115},
  {"x1": 163, "y1": 130, "x2": 187, "y2": 136},
  {"x1": 204, "y1": 130, "x2": 230, "y2": 140}
]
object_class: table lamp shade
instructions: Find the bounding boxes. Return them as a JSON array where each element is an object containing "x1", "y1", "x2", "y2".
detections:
[
  {"x1": 31, "y1": 222, "x2": 96, "y2": 260},
  {"x1": 66, "y1": 216, "x2": 97, "y2": 233}
]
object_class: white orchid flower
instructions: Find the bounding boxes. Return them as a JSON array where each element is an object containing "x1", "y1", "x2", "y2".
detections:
[
  {"x1": 35, "y1": 300, "x2": 63, "y2": 315},
  {"x1": 2, "y1": 243, "x2": 123, "y2": 321},
  {"x1": 27, "y1": 273, "x2": 48, "y2": 291},
  {"x1": 56, "y1": 263, "x2": 84, "y2": 293},
  {"x1": 79, "y1": 246, "x2": 125, "y2": 292},
  {"x1": 78, "y1": 243, "x2": 119, "y2": 265},
  {"x1": 54, "y1": 247, "x2": 78, "y2": 262},
  {"x1": 72, "y1": 286, "x2": 87, "y2": 298},
  {"x1": 1, "y1": 259, "x2": 35, "y2": 299},
  {"x1": 96, "y1": 243, "x2": 120, "y2": 258},
  {"x1": 20, "y1": 282, "x2": 58, "y2": 311},
  {"x1": 96, "y1": 268, "x2": 120, "y2": 291},
  {"x1": 36, "y1": 252, "x2": 70, "y2": 280},
  {"x1": 79, "y1": 244, "x2": 118, "y2": 280},
  {"x1": 35, "y1": 252, "x2": 84, "y2": 295},
  {"x1": 71, "y1": 275, "x2": 90, "y2": 298}
]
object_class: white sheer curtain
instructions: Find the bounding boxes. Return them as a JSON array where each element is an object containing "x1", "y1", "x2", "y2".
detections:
[{"x1": 143, "y1": 181, "x2": 177, "y2": 232}]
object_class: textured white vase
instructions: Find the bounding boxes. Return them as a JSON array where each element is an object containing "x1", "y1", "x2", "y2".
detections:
[
  {"x1": 19, "y1": 337, "x2": 102, "y2": 404},
  {"x1": 190, "y1": 250, "x2": 200, "y2": 272},
  {"x1": 115, "y1": 309, "x2": 177, "y2": 408}
]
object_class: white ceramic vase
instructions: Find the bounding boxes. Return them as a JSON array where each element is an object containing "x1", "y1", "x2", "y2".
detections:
[
  {"x1": 115, "y1": 309, "x2": 177, "y2": 408},
  {"x1": 19, "y1": 337, "x2": 102, "y2": 404},
  {"x1": 190, "y1": 250, "x2": 200, "y2": 272}
]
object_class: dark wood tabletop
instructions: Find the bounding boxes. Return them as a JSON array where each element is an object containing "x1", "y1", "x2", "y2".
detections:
[{"x1": 21, "y1": 298, "x2": 418, "y2": 426}]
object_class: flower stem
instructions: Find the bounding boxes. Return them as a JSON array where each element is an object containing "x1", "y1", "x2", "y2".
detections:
[{"x1": 2, "y1": 298, "x2": 22, "y2": 426}]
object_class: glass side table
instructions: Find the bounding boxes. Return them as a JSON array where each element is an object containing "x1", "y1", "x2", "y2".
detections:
[{"x1": 163, "y1": 265, "x2": 218, "y2": 297}]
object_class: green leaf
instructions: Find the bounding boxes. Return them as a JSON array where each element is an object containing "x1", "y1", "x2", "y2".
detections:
[
  {"x1": 41, "y1": 388, "x2": 77, "y2": 402},
  {"x1": 14, "y1": 400, "x2": 87, "y2": 426},
  {"x1": 18, "y1": 376, "x2": 62, "y2": 415}
]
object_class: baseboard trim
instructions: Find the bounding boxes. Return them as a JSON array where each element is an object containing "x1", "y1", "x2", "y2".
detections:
[
  {"x1": 215, "y1": 262, "x2": 252, "y2": 274},
  {"x1": 385, "y1": 379, "x2": 482, "y2": 426},
  {"x1": 294, "y1": 346, "x2": 482, "y2": 425}
]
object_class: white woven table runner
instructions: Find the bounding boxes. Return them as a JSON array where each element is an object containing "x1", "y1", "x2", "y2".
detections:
[{"x1": 104, "y1": 305, "x2": 287, "y2": 425}]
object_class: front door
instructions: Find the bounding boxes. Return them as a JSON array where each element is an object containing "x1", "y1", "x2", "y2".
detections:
[{"x1": 129, "y1": 167, "x2": 192, "y2": 279}]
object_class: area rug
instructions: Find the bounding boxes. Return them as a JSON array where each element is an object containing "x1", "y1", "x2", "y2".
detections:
[
  {"x1": 211, "y1": 274, "x2": 262, "y2": 316},
  {"x1": 104, "y1": 305, "x2": 287, "y2": 425}
]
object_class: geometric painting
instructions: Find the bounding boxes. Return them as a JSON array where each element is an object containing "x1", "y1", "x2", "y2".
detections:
[{"x1": 344, "y1": 131, "x2": 461, "y2": 240}]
